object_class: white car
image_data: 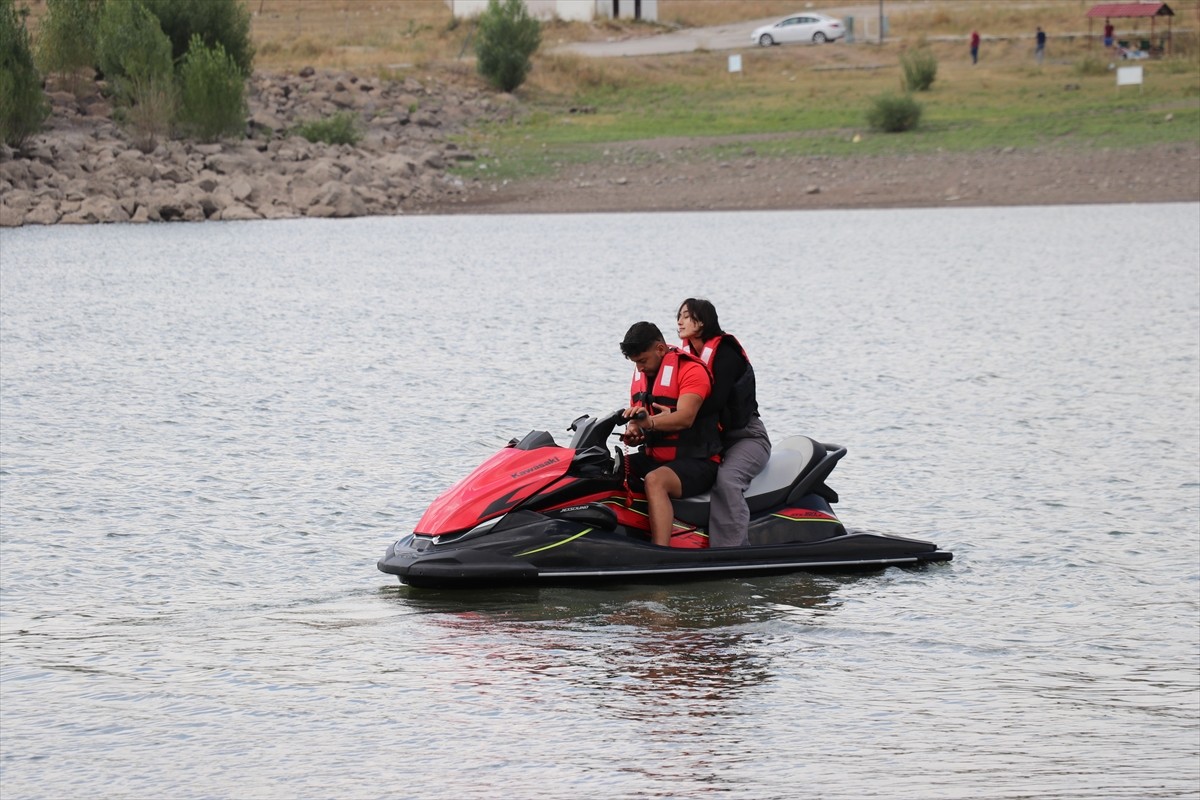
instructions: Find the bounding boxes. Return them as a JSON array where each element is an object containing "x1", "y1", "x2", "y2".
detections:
[{"x1": 751, "y1": 12, "x2": 845, "y2": 46}]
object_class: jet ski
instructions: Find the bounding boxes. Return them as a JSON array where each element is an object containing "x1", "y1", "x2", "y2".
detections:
[{"x1": 377, "y1": 409, "x2": 952, "y2": 588}]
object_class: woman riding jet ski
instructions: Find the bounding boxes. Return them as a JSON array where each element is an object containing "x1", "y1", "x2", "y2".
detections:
[{"x1": 377, "y1": 409, "x2": 952, "y2": 588}]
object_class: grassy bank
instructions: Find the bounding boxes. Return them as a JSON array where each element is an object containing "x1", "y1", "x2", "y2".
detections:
[
  {"x1": 18, "y1": 0, "x2": 1199, "y2": 180},
  {"x1": 461, "y1": 36, "x2": 1199, "y2": 181}
]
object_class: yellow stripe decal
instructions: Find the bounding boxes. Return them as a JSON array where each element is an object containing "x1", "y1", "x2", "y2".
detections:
[{"x1": 515, "y1": 528, "x2": 594, "y2": 557}]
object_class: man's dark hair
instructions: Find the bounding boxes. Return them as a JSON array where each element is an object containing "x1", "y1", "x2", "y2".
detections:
[
  {"x1": 620, "y1": 321, "x2": 665, "y2": 357},
  {"x1": 678, "y1": 298, "x2": 724, "y2": 342}
]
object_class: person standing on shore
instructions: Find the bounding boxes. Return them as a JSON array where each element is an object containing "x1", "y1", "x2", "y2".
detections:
[
  {"x1": 970, "y1": 30, "x2": 981, "y2": 64},
  {"x1": 1103, "y1": 20, "x2": 1115, "y2": 49},
  {"x1": 1035, "y1": 26, "x2": 1047, "y2": 64}
]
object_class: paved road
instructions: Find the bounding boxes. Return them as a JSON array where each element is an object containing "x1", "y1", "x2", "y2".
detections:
[{"x1": 551, "y1": 5, "x2": 882, "y2": 57}]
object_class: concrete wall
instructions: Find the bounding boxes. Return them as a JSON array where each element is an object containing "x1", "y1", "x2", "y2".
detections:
[
  {"x1": 594, "y1": 0, "x2": 658, "y2": 21},
  {"x1": 446, "y1": 0, "x2": 656, "y2": 22}
]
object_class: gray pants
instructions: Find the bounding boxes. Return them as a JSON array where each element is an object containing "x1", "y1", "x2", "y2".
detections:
[{"x1": 708, "y1": 416, "x2": 771, "y2": 547}]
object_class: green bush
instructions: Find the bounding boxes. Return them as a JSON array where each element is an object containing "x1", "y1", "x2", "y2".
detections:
[
  {"x1": 292, "y1": 112, "x2": 361, "y2": 146},
  {"x1": 177, "y1": 34, "x2": 246, "y2": 142},
  {"x1": 900, "y1": 47, "x2": 938, "y2": 92},
  {"x1": 1074, "y1": 55, "x2": 1109, "y2": 76},
  {"x1": 97, "y1": 0, "x2": 175, "y2": 150},
  {"x1": 866, "y1": 92, "x2": 923, "y2": 133},
  {"x1": 35, "y1": 0, "x2": 102, "y2": 93},
  {"x1": 0, "y1": 0, "x2": 49, "y2": 148},
  {"x1": 139, "y1": 0, "x2": 254, "y2": 77},
  {"x1": 474, "y1": 0, "x2": 541, "y2": 93}
]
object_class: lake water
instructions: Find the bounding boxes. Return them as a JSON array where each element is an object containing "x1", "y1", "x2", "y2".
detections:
[{"x1": 1, "y1": 205, "x2": 1198, "y2": 800}]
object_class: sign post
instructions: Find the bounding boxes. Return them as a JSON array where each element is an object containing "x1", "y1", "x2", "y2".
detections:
[{"x1": 1116, "y1": 65, "x2": 1144, "y2": 94}]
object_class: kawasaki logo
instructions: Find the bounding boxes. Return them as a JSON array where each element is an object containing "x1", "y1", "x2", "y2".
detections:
[{"x1": 511, "y1": 456, "x2": 560, "y2": 479}]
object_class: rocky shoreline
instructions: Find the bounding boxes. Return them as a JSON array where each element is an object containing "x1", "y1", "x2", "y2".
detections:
[{"x1": 0, "y1": 68, "x2": 509, "y2": 227}]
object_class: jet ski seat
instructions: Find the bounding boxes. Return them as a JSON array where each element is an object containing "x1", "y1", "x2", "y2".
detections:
[{"x1": 671, "y1": 436, "x2": 828, "y2": 526}]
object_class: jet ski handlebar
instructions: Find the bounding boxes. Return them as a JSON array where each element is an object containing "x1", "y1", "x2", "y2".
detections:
[{"x1": 567, "y1": 409, "x2": 646, "y2": 451}]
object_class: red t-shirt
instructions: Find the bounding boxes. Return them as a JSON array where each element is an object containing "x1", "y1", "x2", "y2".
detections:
[{"x1": 674, "y1": 357, "x2": 711, "y2": 404}]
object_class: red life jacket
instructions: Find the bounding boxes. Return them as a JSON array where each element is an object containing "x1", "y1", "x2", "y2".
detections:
[
  {"x1": 683, "y1": 333, "x2": 760, "y2": 433},
  {"x1": 630, "y1": 346, "x2": 721, "y2": 462}
]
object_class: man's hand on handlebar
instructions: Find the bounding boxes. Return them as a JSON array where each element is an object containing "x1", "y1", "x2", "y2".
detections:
[{"x1": 620, "y1": 407, "x2": 648, "y2": 446}]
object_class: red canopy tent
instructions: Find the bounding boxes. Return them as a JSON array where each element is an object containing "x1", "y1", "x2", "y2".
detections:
[{"x1": 1086, "y1": 2, "x2": 1175, "y2": 55}]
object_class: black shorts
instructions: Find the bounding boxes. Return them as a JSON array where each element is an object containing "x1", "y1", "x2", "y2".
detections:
[{"x1": 627, "y1": 452, "x2": 719, "y2": 498}]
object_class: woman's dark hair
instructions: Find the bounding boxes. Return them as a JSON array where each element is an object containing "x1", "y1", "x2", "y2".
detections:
[
  {"x1": 677, "y1": 298, "x2": 724, "y2": 342},
  {"x1": 620, "y1": 321, "x2": 665, "y2": 357}
]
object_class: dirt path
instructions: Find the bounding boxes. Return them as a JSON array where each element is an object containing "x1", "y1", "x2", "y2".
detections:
[{"x1": 423, "y1": 139, "x2": 1200, "y2": 215}]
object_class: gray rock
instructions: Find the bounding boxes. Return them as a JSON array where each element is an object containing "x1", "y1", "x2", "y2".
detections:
[
  {"x1": 81, "y1": 195, "x2": 130, "y2": 223},
  {"x1": 205, "y1": 153, "x2": 247, "y2": 175},
  {"x1": 116, "y1": 150, "x2": 157, "y2": 180},
  {"x1": 0, "y1": 160, "x2": 30, "y2": 183},
  {"x1": 26, "y1": 202, "x2": 61, "y2": 225},
  {"x1": 250, "y1": 109, "x2": 287, "y2": 135},
  {"x1": 27, "y1": 161, "x2": 53, "y2": 180},
  {"x1": 0, "y1": 204, "x2": 23, "y2": 227},
  {"x1": 156, "y1": 165, "x2": 185, "y2": 183},
  {"x1": 218, "y1": 203, "x2": 260, "y2": 221},
  {"x1": 259, "y1": 202, "x2": 297, "y2": 220},
  {"x1": 83, "y1": 100, "x2": 111, "y2": 118},
  {"x1": 315, "y1": 181, "x2": 366, "y2": 217},
  {"x1": 289, "y1": 178, "x2": 321, "y2": 208},
  {"x1": 2, "y1": 188, "x2": 33, "y2": 214},
  {"x1": 229, "y1": 176, "x2": 255, "y2": 202},
  {"x1": 412, "y1": 111, "x2": 439, "y2": 128},
  {"x1": 303, "y1": 159, "x2": 342, "y2": 185}
]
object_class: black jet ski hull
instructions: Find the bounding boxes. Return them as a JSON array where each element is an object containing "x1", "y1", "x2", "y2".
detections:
[{"x1": 378, "y1": 516, "x2": 951, "y2": 588}]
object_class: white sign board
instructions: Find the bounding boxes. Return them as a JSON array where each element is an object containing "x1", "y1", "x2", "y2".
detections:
[
  {"x1": 1117, "y1": 66, "x2": 1144, "y2": 86},
  {"x1": 728, "y1": 54, "x2": 742, "y2": 73}
]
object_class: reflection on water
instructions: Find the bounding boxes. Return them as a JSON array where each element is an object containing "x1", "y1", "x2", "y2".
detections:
[
  {"x1": 398, "y1": 576, "x2": 849, "y2": 716},
  {"x1": 1, "y1": 206, "x2": 1197, "y2": 799}
]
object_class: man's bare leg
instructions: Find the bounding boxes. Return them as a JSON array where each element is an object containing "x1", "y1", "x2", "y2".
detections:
[{"x1": 644, "y1": 467, "x2": 683, "y2": 547}]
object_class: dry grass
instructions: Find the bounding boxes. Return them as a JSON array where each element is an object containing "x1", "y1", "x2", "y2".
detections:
[{"x1": 249, "y1": 0, "x2": 461, "y2": 71}]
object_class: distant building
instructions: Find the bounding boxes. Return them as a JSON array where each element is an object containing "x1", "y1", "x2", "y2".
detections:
[{"x1": 445, "y1": 0, "x2": 658, "y2": 23}]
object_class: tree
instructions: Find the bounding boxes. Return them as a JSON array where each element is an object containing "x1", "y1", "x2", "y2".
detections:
[
  {"x1": 0, "y1": 0, "x2": 49, "y2": 148},
  {"x1": 177, "y1": 34, "x2": 246, "y2": 142},
  {"x1": 35, "y1": 0, "x2": 102, "y2": 95},
  {"x1": 97, "y1": 0, "x2": 175, "y2": 151},
  {"x1": 474, "y1": 0, "x2": 540, "y2": 93},
  {"x1": 139, "y1": 0, "x2": 254, "y2": 77}
]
